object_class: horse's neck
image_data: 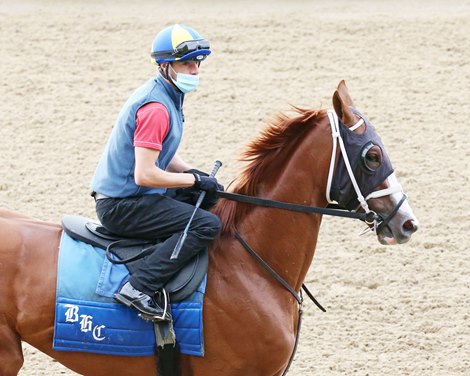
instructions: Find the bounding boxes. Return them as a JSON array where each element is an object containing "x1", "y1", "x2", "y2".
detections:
[{"x1": 237, "y1": 116, "x2": 332, "y2": 290}]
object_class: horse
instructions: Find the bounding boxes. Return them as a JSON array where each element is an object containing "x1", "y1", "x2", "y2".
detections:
[{"x1": 0, "y1": 81, "x2": 418, "y2": 375}]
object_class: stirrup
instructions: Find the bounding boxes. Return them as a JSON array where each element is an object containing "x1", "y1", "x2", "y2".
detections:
[{"x1": 139, "y1": 288, "x2": 171, "y2": 322}]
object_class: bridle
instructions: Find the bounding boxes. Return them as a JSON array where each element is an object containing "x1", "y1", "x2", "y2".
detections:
[
  {"x1": 325, "y1": 109, "x2": 406, "y2": 234},
  {"x1": 216, "y1": 109, "x2": 408, "y2": 375},
  {"x1": 217, "y1": 109, "x2": 407, "y2": 234},
  {"x1": 103, "y1": 110, "x2": 408, "y2": 375}
]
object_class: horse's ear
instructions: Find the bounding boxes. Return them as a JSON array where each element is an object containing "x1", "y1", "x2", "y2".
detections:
[{"x1": 332, "y1": 80, "x2": 356, "y2": 126}]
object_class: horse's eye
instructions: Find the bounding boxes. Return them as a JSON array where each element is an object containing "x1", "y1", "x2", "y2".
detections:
[{"x1": 361, "y1": 143, "x2": 382, "y2": 172}]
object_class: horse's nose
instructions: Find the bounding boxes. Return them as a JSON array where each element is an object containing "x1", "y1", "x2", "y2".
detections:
[{"x1": 402, "y1": 219, "x2": 419, "y2": 234}]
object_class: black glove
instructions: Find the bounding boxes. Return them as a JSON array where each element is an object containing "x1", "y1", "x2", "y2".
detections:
[
  {"x1": 175, "y1": 169, "x2": 224, "y2": 210},
  {"x1": 192, "y1": 173, "x2": 224, "y2": 193},
  {"x1": 185, "y1": 168, "x2": 209, "y2": 177}
]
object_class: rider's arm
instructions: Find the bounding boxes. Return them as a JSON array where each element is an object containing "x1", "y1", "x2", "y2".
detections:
[
  {"x1": 166, "y1": 153, "x2": 193, "y2": 173},
  {"x1": 134, "y1": 147, "x2": 195, "y2": 188},
  {"x1": 133, "y1": 102, "x2": 195, "y2": 188}
]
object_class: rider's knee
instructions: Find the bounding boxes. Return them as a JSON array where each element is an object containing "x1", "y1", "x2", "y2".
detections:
[
  {"x1": 196, "y1": 211, "x2": 221, "y2": 240},
  {"x1": 207, "y1": 212, "x2": 222, "y2": 238}
]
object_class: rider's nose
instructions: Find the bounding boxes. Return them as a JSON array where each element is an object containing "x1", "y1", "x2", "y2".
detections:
[{"x1": 190, "y1": 62, "x2": 199, "y2": 74}]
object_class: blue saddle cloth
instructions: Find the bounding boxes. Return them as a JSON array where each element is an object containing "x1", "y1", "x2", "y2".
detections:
[{"x1": 53, "y1": 231, "x2": 205, "y2": 357}]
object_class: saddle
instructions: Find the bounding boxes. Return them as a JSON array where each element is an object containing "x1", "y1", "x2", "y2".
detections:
[{"x1": 61, "y1": 215, "x2": 208, "y2": 302}]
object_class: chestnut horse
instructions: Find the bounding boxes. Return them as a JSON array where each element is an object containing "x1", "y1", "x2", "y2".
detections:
[{"x1": 0, "y1": 81, "x2": 418, "y2": 375}]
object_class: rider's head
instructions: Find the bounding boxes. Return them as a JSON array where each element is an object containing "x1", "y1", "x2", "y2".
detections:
[{"x1": 150, "y1": 24, "x2": 211, "y2": 93}]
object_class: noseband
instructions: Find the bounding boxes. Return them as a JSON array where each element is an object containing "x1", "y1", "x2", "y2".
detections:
[
  {"x1": 217, "y1": 109, "x2": 405, "y2": 231},
  {"x1": 214, "y1": 109, "x2": 408, "y2": 375}
]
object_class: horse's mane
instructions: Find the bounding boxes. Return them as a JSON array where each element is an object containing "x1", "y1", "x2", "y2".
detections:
[{"x1": 213, "y1": 106, "x2": 326, "y2": 236}]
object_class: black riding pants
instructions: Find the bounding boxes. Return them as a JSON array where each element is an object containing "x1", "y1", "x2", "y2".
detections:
[{"x1": 95, "y1": 193, "x2": 221, "y2": 296}]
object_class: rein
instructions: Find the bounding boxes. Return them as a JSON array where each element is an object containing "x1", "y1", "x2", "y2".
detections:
[
  {"x1": 217, "y1": 109, "x2": 406, "y2": 232},
  {"x1": 235, "y1": 232, "x2": 325, "y2": 311},
  {"x1": 217, "y1": 190, "x2": 406, "y2": 236},
  {"x1": 217, "y1": 191, "x2": 379, "y2": 222},
  {"x1": 221, "y1": 189, "x2": 386, "y2": 376},
  {"x1": 213, "y1": 109, "x2": 407, "y2": 374},
  {"x1": 235, "y1": 232, "x2": 324, "y2": 376}
]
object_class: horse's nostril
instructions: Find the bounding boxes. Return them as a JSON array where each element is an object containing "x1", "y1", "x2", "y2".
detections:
[{"x1": 403, "y1": 219, "x2": 418, "y2": 233}]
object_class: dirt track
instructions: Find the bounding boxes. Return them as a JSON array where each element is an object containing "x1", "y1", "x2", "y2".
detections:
[{"x1": 1, "y1": 0, "x2": 469, "y2": 374}]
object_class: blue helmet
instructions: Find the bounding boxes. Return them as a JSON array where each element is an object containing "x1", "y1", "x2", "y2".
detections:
[{"x1": 150, "y1": 24, "x2": 211, "y2": 65}]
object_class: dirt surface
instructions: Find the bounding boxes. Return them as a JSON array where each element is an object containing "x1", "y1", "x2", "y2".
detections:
[{"x1": 1, "y1": 0, "x2": 469, "y2": 374}]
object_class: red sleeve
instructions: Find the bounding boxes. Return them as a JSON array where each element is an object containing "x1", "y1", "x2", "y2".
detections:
[{"x1": 134, "y1": 102, "x2": 170, "y2": 151}]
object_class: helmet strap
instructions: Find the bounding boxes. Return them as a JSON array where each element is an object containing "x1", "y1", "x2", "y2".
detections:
[
  {"x1": 158, "y1": 63, "x2": 169, "y2": 80},
  {"x1": 159, "y1": 62, "x2": 183, "y2": 93}
]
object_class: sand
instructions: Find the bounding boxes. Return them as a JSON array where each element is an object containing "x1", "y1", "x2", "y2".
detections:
[{"x1": 1, "y1": 0, "x2": 469, "y2": 374}]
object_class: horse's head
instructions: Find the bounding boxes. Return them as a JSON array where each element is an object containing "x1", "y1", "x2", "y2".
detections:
[{"x1": 328, "y1": 80, "x2": 419, "y2": 245}]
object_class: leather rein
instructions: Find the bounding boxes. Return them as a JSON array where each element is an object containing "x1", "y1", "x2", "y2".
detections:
[
  {"x1": 212, "y1": 109, "x2": 407, "y2": 374},
  {"x1": 216, "y1": 189, "x2": 405, "y2": 376},
  {"x1": 214, "y1": 109, "x2": 407, "y2": 313},
  {"x1": 216, "y1": 189, "x2": 404, "y2": 310},
  {"x1": 217, "y1": 190, "x2": 406, "y2": 236}
]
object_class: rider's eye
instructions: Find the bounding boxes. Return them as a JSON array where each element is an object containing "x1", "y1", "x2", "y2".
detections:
[
  {"x1": 361, "y1": 142, "x2": 382, "y2": 172},
  {"x1": 182, "y1": 60, "x2": 201, "y2": 67}
]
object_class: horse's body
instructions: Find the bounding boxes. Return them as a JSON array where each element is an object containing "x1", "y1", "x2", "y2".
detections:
[{"x1": 0, "y1": 82, "x2": 418, "y2": 375}]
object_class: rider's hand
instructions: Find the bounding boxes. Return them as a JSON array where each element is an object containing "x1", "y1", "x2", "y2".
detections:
[
  {"x1": 185, "y1": 168, "x2": 209, "y2": 177},
  {"x1": 192, "y1": 173, "x2": 224, "y2": 193}
]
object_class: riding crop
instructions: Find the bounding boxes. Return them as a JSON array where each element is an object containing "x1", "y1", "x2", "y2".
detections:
[{"x1": 170, "y1": 160, "x2": 222, "y2": 260}]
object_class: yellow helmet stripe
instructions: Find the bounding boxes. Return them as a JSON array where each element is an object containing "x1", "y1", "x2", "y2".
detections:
[{"x1": 171, "y1": 25, "x2": 194, "y2": 50}]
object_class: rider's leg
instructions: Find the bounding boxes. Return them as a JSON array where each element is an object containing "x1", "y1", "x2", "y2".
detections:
[{"x1": 96, "y1": 193, "x2": 220, "y2": 294}]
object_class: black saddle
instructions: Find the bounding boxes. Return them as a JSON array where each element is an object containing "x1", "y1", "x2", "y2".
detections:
[{"x1": 61, "y1": 215, "x2": 208, "y2": 302}]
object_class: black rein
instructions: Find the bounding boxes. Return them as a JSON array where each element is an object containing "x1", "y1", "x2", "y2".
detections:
[
  {"x1": 217, "y1": 190, "x2": 379, "y2": 222},
  {"x1": 235, "y1": 232, "x2": 326, "y2": 312}
]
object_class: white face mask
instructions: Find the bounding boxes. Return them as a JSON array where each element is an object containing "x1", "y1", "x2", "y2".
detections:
[{"x1": 169, "y1": 64, "x2": 199, "y2": 93}]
